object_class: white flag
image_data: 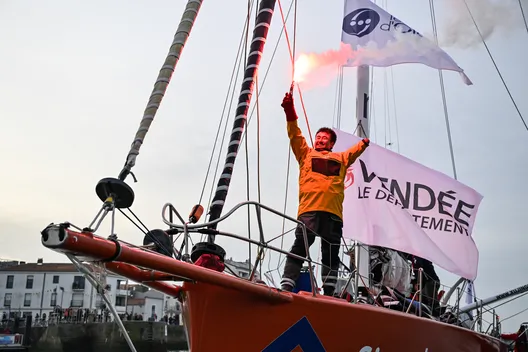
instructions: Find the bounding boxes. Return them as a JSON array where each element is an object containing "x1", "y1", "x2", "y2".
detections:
[
  {"x1": 341, "y1": 0, "x2": 472, "y2": 85},
  {"x1": 334, "y1": 129, "x2": 482, "y2": 280}
]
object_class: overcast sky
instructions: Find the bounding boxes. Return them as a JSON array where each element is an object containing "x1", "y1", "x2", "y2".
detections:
[{"x1": 1, "y1": 0, "x2": 527, "y2": 333}]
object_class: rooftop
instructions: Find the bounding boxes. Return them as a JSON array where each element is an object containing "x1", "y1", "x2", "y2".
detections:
[
  {"x1": 0, "y1": 262, "x2": 96, "y2": 273},
  {"x1": 0, "y1": 263, "x2": 76, "y2": 273},
  {"x1": 225, "y1": 258, "x2": 258, "y2": 271}
]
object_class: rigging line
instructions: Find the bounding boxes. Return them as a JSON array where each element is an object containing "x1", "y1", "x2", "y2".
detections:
[
  {"x1": 201, "y1": 11, "x2": 254, "y2": 244},
  {"x1": 255, "y1": 0, "x2": 263, "y2": 205},
  {"x1": 369, "y1": 67, "x2": 377, "y2": 142},
  {"x1": 255, "y1": 80, "x2": 262, "y2": 215},
  {"x1": 116, "y1": 208, "x2": 177, "y2": 259},
  {"x1": 205, "y1": 0, "x2": 280, "y2": 235},
  {"x1": 386, "y1": 70, "x2": 392, "y2": 147},
  {"x1": 292, "y1": 0, "x2": 298, "y2": 74},
  {"x1": 241, "y1": 0, "x2": 296, "y2": 267},
  {"x1": 297, "y1": 87, "x2": 314, "y2": 146},
  {"x1": 116, "y1": 209, "x2": 147, "y2": 235},
  {"x1": 490, "y1": 290, "x2": 528, "y2": 310},
  {"x1": 127, "y1": 208, "x2": 151, "y2": 236},
  {"x1": 267, "y1": 226, "x2": 296, "y2": 243},
  {"x1": 340, "y1": 66, "x2": 345, "y2": 129},
  {"x1": 244, "y1": 0, "x2": 253, "y2": 275},
  {"x1": 277, "y1": 0, "x2": 294, "y2": 66},
  {"x1": 462, "y1": 0, "x2": 528, "y2": 132},
  {"x1": 256, "y1": 81, "x2": 262, "y2": 202},
  {"x1": 501, "y1": 302, "x2": 528, "y2": 322},
  {"x1": 474, "y1": 291, "x2": 528, "y2": 321},
  {"x1": 430, "y1": 0, "x2": 458, "y2": 179},
  {"x1": 332, "y1": 65, "x2": 341, "y2": 128},
  {"x1": 277, "y1": 0, "x2": 314, "y2": 147},
  {"x1": 276, "y1": 134, "x2": 292, "y2": 270},
  {"x1": 389, "y1": 67, "x2": 400, "y2": 153},
  {"x1": 229, "y1": 1, "x2": 294, "y2": 262},
  {"x1": 198, "y1": 0, "x2": 256, "y2": 206},
  {"x1": 252, "y1": 0, "x2": 265, "y2": 278},
  {"x1": 272, "y1": 0, "x2": 297, "y2": 273},
  {"x1": 334, "y1": 66, "x2": 342, "y2": 129},
  {"x1": 201, "y1": 14, "x2": 254, "y2": 244},
  {"x1": 519, "y1": 0, "x2": 528, "y2": 35},
  {"x1": 241, "y1": 0, "x2": 294, "y2": 142},
  {"x1": 275, "y1": 0, "x2": 301, "y2": 277},
  {"x1": 383, "y1": 69, "x2": 390, "y2": 148}
]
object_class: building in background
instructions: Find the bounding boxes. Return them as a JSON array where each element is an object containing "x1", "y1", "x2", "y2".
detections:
[
  {"x1": 224, "y1": 258, "x2": 261, "y2": 280},
  {"x1": 0, "y1": 257, "x2": 258, "y2": 322},
  {"x1": 0, "y1": 259, "x2": 21, "y2": 270},
  {"x1": 0, "y1": 260, "x2": 165, "y2": 321}
]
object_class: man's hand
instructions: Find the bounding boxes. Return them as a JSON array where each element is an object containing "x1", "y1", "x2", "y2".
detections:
[
  {"x1": 281, "y1": 92, "x2": 293, "y2": 109},
  {"x1": 362, "y1": 138, "x2": 370, "y2": 146},
  {"x1": 281, "y1": 92, "x2": 297, "y2": 121}
]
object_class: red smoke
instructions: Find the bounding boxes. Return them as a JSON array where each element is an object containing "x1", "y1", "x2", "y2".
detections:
[{"x1": 293, "y1": 43, "x2": 356, "y2": 90}]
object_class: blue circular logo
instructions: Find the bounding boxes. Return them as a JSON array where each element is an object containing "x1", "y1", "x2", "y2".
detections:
[{"x1": 342, "y1": 8, "x2": 380, "y2": 38}]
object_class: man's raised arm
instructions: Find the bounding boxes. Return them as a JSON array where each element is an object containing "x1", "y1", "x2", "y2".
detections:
[
  {"x1": 281, "y1": 92, "x2": 309, "y2": 163},
  {"x1": 343, "y1": 138, "x2": 370, "y2": 168}
]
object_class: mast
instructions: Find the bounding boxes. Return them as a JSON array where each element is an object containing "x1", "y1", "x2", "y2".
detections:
[
  {"x1": 353, "y1": 65, "x2": 371, "y2": 299},
  {"x1": 206, "y1": 0, "x2": 277, "y2": 240}
]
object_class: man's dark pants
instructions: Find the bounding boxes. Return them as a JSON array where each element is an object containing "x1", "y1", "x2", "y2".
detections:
[{"x1": 280, "y1": 211, "x2": 343, "y2": 296}]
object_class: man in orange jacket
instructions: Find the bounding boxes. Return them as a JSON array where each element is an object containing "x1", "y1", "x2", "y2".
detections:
[{"x1": 279, "y1": 91, "x2": 370, "y2": 296}]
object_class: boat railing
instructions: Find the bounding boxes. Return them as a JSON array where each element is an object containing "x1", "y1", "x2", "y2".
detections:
[
  {"x1": 333, "y1": 247, "x2": 503, "y2": 335},
  {"x1": 162, "y1": 199, "x2": 504, "y2": 334},
  {"x1": 161, "y1": 200, "x2": 319, "y2": 296},
  {"x1": 417, "y1": 277, "x2": 502, "y2": 336},
  {"x1": 40, "y1": 195, "x2": 503, "y2": 337}
]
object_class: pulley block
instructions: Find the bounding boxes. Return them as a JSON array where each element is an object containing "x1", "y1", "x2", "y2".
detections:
[{"x1": 143, "y1": 229, "x2": 174, "y2": 257}]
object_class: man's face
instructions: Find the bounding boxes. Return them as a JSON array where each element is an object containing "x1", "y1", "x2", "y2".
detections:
[{"x1": 315, "y1": 131, "x2": 334, "y2": 151}]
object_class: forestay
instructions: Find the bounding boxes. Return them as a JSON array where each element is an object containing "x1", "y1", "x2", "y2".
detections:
[{"x1": 333, "y1": 129, "x2": 482, "y2": 280}]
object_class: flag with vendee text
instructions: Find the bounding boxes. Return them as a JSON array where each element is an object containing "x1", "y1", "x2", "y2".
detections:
[{"x1": 334, "y1": 129, "x2": 482, "y2": 280}]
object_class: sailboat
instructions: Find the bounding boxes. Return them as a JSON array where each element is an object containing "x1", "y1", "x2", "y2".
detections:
[{"x1": 38, "y1": 0, "x2": 525, "y2": 350}]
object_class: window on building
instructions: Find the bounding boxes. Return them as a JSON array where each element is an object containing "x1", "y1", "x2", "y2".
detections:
[
  {"x1": 239, "y1": 271, "x2": 248, "y2": 278},
  {"x1": 3, "y1": 293, "x2": 12, "y2": 307},
  {"x1": 52, "y1": 275, "x2": 59, "y2": 284},
  {"x1": 50, "y1": 292, "x2": 57, "y2": 307},
  {"x1": 26, "y1": 275, "x2": 34, "y2": 289},
  {"x1": 24, "y1": 293, "x2": 31, "y2": 307},
  {"x1": 5, "y1": 275, "x2": 13, "y2": 289},
  {"x1": 72, "y1": 276, "x2": 85, "y2": 290},
  {"x1": 115, "y1": 296, "x2": 126, "y2": 307},
  {"x1": 95, "y1": 294, "x2": 103, "y2": 308},
  {"x1": 71, "y1": 292, "x2": 83, "y2": 307}
]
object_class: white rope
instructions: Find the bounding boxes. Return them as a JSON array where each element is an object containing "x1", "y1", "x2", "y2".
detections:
[{"x1": 118, "y1": 0, "x2": 204, "y2": 181}]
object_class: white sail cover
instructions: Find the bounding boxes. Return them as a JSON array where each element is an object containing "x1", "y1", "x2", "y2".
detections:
[
  {"x1": 341, "y1": 0, "x2": 472, "y2": 85},
  {"x1": 379, "y1": 249, "x2": 412, "y2": 295},
  {"x1": 334, "y1": 129, "x2": 482, "y2": 280}
]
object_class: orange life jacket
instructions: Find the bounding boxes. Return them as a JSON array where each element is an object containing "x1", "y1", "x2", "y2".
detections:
[{"x1": 287, "y1": 120, "x2": 368, "y2": 220}]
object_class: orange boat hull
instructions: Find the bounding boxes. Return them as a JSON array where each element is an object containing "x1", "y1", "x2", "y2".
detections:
[
  {"x1": 181, "y1": 281, "x2": 506, "y2": 352},
  {"x1": 40, "y1": 226, "x2": 506, "y2": 351}
]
